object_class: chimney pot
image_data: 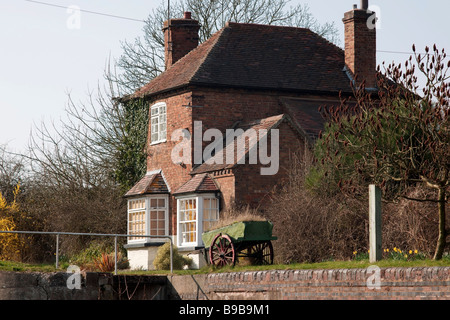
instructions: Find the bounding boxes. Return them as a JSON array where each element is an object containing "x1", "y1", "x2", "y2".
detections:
[
  {"x1": 361, "y1": 0, "x2": 369, "y2": 10},
  {"x1": 163, "y1": 13, "x2": 200, "y2": 70}
]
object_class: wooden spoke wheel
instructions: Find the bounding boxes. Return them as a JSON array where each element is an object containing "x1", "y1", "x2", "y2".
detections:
[
  {"x1": 243, "y1": 241, "x2": 274, "y2": 265},
  {"x1": 209, "y1": 233, "x2": 236, "y2": 267}
]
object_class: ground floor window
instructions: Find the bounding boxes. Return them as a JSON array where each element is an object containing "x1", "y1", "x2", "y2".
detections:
[
  {"x1": 203, "y1": 197, "x2": 219, "y2": 231},
  {"x1": 127, "y1": 195, "x2": 169, "y2": 243},
  {"x1": 176, "y1": 194, "x2": 219, "y2": 247},
  {"x1": 178, "y1": 198, "x2": 197, "y2": 245}
]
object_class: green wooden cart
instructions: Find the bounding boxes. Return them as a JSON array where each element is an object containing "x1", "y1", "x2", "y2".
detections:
[{"x1": 202, "y1": 221, "x2": 277, "y2": 267}]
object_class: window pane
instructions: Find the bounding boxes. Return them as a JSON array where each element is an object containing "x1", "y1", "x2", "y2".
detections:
[
  {"x1": 129, "y1": 210, "x2": 146, "y2": 240},
  {"x1": 158, "y1": 199, "x2": 165, "y2": 208},
  {"x1": 202, "y1": 198, "x2": 219, "y2": 232},
  {"x1": 203, "y1": 198, "x2": 210, "y2": 209}
]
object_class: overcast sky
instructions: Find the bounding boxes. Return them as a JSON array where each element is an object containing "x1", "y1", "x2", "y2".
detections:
[{"x1": 1, "y1": 0, "x2": 449, "y2": 152}]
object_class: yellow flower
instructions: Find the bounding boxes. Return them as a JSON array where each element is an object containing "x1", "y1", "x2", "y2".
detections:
[
  {"x1": 353, "y1": 251, "x2": 357, "y2": 255},
  {"x1": 386, "y1": 248, "x2": 389, "y2": 252},
  {"x1": 393, "y1": 247, "x2": 397, "y2": 252},
  {"x1": 404, "y1": 254, "x2": 408, "y2": 258},
  {"x1": 409, "y1": 250, "x2": 412, "y2": 254},
  {"x1": 414, "y1": 250, "x2": 418, "y2": 254}
]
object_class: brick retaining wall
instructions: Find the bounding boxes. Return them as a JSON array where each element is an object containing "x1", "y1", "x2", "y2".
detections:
[
  {"x1": 169, "y1": 267, "x2": 450, "y2": 300},
  {"x1": 1, "y1": 267, "x2": 448, "y2": 300}
]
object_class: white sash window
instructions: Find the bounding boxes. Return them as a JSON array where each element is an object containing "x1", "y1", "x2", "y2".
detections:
[
  {"x1": 150, "y1": 102, "x2": 167, "y2": 144},
  {"x1": 176, "y1": 194, "x2": 219, "y2": 247},
  {"x1": 127, "y1": 195, "x2": 169, "y2": 243}
]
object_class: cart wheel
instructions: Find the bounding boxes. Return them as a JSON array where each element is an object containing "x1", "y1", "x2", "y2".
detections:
[
  {"x1": 209, "y1": 233, "x2": 236, "y2": 267},
  {"x1": 247, "y1": 241, "x2": 274, "y2": 265}
]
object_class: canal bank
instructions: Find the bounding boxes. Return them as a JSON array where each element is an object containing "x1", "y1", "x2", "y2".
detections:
[{"x1": 0, "y1": 267, "x2": 448, "y2": 300}]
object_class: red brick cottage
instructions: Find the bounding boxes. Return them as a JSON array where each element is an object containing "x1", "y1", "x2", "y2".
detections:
[{"x1": 123, "y1": 3, "x2": 377, "y2": 269}]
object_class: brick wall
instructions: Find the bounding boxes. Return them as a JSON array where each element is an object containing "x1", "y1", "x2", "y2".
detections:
[
  {"x1": 343, "y1": 8, "x2": 376, "y2": 88},
  {"x1": 169, "y1": 267, "x2": 450, "y2": 300},
  {"x1": 3, "y1": 268, "x2": 447, "y2": 300}
]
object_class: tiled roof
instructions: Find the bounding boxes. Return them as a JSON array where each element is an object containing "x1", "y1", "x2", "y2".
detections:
[
  {"x1": 132, "y1": 22, "x2": 353, "y2": 99},
  {"x1": 124, "y1": 171, "x2": 169, "y2": 197},
  {"x1": 173, "y1": 173, "x2": 219, "y2": 195},
  {"x1": 191, "y1": 114, "x2": 298, "y2": 174},
  {"x1": 280, "y1": 97, "x2": 360, "y2": 143},
  {"x1": 280, "y1": 97, "x2": 328, "y2": 142}
]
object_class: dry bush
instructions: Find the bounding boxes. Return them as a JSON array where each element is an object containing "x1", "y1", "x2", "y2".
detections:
[
  {"x1": 19, "y1": 182, "x2": 127, "y2": 261},
  {"x1": 382, "y1": 186, "x2": 449, "y2": 257},
  {"x1": 264, "y1": 153, "x2": 447, "y2": 264},
  {"x1": 265, "y1": 184, "x2": 367, "y2": 264},
  {"x1": 209, "y1": 204, "x2": 266, "y2": 231},
  {"x1": 261, "y1": 153, "x2": 367, "y2": 263}
]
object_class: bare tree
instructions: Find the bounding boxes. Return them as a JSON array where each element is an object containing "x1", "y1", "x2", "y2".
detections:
[{"x1": 0, "y1": 145, "x2": 26, "y2": 202}]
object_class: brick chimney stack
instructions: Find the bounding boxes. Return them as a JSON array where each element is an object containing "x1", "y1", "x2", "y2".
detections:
[
  {"x1": 343, "y1": 1, "x2": 377, "y2": 89},
  {"x1": 163, "y1": 12, "x2": 200, "y2": 70}
]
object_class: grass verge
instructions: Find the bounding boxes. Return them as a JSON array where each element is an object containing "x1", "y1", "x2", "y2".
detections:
[{"x1": 1, "y1": 257, "x2": 449, "y2": 275}]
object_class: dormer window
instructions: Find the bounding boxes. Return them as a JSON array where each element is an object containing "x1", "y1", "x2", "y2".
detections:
[{"x1": 150, "y1": 102, "x2": 167, "y2": 144}]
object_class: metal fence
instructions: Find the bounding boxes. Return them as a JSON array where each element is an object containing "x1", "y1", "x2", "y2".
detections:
[{"x1": 0, "y1": 230, "x2": 173, "y2": 274}]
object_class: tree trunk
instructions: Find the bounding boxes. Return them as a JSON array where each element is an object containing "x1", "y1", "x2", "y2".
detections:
[{"x1": 433, "y1": 187, "x2": 447, "y2": 260}]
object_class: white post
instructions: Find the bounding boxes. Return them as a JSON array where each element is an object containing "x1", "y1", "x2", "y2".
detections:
[
  {"x1": 369, "y1": 184, "x2": 382, "y2": 263},
  {"x1": 114, "y1": 235, "x2": 118, "y2": 275},
  {"x1": 55, "y1": 233, "x2": 60, "y2": 269}
]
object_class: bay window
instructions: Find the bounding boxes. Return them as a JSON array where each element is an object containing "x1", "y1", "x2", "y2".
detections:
[
  {"x1": 127, "y1": 195, "x2": 169, "y2": 243},
  {"x1": 177, "y1": 194, "x2": 219, "y2": 247}
]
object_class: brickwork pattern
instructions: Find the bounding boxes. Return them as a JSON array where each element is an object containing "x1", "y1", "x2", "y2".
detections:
[
  {"x1": 343, "y1": 9, "x2": 377, "y2": 88},
  {"x1": 203, "y1": 267, "x2": 450, "y2": 300}
]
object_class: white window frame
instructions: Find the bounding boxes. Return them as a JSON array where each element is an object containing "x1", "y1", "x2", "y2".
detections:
[
  {"x1": 176, "y1": 194, "x2": 219, "y2": 248},
  {"x1": 150, "y1": 102, "x2": 167, "y2": 145},
  {"x1": 127, "y1": 195, "x2": 169, "y2": 244}
]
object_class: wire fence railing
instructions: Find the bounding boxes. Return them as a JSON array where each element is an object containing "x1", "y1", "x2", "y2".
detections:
[{"x1": 0, "y1": 230, "x2": 173, "y2": 274}]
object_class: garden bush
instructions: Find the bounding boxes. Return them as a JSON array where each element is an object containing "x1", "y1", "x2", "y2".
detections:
[{"x1": 153, "y1": 242, "x2": 192, "y2": 270}]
